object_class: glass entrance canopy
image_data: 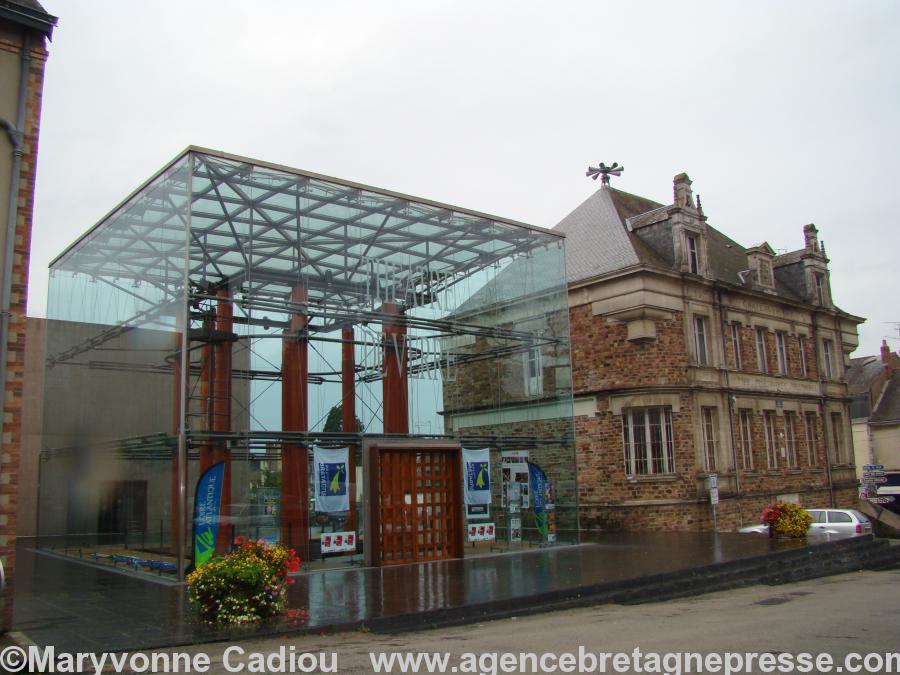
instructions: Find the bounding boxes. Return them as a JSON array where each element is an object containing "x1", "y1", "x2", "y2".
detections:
[{"x1": 38, "y1": 148, "x2": 576, "y2": 576}]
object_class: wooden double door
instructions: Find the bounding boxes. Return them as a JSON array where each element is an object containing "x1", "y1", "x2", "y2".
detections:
[{"x1": 366, "y1": 442, "x2": 463, "y2": 566}]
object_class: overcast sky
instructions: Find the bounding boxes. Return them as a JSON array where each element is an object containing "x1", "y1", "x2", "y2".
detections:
[{"x1": 30, "y1": 0, "x2": 900, "y2": 357}]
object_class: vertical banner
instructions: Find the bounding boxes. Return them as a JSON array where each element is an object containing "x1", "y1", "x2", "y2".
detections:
[
  {"x1": 193, "y1": 461, "x2": 225, "y2": 568},
  {"x1": 314, "y1": 446, "x2": 350, "y2": 513},
  {"x1": 463, "y1": 448, "x2": 492, "y2": 505},
  {"x1": 528, "y1": 462, "x2": 549, "y2": 536}
]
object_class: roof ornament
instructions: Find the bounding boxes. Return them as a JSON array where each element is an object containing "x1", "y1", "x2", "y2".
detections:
[{"x1": 586, "y1": 162, "x2": 624, "y2": 186}]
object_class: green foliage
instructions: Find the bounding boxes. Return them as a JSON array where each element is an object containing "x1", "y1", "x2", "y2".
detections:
[{"x1": 323, "y1": 404, "x2": 364, "y2": 435}]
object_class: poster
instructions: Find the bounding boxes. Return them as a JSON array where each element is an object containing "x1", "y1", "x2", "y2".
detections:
[
  {"x1": 467, "y1": 522, "x2": 496, "y2": 542},
  {"x1": 314, "y1": 446, "x2": 350, "y2": 513},
  {"x1": 463, "y1": 447, "x2": 491, "y2": 505},
  {"x1": 509, "y1": 517, "x2": 522, "y2": 543},
  {"x1": 193, "y1": 461, "x2": 225, "y2": 568}
]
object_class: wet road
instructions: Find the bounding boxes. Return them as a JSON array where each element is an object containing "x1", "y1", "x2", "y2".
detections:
[{"x1": 153, "y1": 569, "x2": 900, "y2": 675}]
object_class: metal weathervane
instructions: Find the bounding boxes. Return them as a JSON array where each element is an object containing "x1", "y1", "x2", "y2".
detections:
[{"x1": 586, "y1": 162, "x2": 624, "y2": 186}]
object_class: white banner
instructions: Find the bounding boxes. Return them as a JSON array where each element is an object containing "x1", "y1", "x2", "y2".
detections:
[
  {"x1": 463, "y1": 447, "x2": 492, "y2": 506},
  {"x1": 314, "y1": 446, "x2": 350, "y2": 513}
]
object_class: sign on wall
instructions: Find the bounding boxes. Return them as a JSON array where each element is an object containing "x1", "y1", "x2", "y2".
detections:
[
  {"x1": 314, "y1": 447, "x2": 350, "y2": 513},
  {"x1": 321, "y1": 531, "x2": 357, "y2": 554},
  {"x1": 193, "y1": 461, "x2": 225, "y2": 568}
]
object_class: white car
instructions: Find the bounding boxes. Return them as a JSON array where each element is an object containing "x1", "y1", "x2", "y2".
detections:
[
  {"x1": 737, "y1": 508, "x2": 873, "y2": 536},
  {"x1": 807, "y1": 509, "x2": 872, "y2": 536}
]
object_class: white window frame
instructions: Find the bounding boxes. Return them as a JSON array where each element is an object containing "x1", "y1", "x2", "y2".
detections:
[
  {"x1": 763, "y1": 410, "x2": 778, "y2": 469},
  {"x1": 687, "y1": 235, "x2": 700, "y2": 274},
  {"x1": 804, "y1": 412, "x2": 817, "y2": 466},
  {"x1": 701, "y1": 407, "x2": 717, "y2": 472},
  {"x1": 798, "y1": 336, "x2": 808, "y2": 378},
  {"x1": 784, "y1": 412, "x2": 799, "y2": 468},
  {"x1": 524, "y1": 346, "x2": 543, "y2": 397},
  {"x1": 822, "y1": 339, "x2": 834, "y2": 380},
  {"x1": 694, "y1": 316, "x2": 709, "y2": 366},
  {"x1": 738, "y1": 409, "x2": 754, "y2": 470},
  {"x1": 775, "y1": 331, "x2": 789, "y2": 375},
  {"x1": 622, "y1": 407, "x2": 676, "y2": 476},
  {"x1": 731, "y1": 323, "x2": 742, "y2": 370},
  {"x1": 755, "y1": 328, "x2": 768, "y2": 373}
]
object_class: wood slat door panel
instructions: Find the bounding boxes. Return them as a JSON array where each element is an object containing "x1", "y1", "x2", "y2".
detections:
[{"x1": 376, "y1": 446, "x2": 461, "y2": 565}]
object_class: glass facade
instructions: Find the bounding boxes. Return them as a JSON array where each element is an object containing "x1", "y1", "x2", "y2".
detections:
[{"x1": 37, "y1": 149, "x2": 575, "y2": 577}]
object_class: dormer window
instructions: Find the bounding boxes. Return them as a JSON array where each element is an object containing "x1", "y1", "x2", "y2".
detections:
[
  {"x1": 758, "y1": 259, "x2": 773, "y2": 287},
  {"x1": 687, "y1": 235, "x2": 700, "y2": 274},
  {"x1": 746, "y1": 243, "x2": 776, "y2": 292}
]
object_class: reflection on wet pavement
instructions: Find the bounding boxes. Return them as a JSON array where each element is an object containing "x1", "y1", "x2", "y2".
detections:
[{"x1": 13, "y1": 532, "x2": 803, "y2": 652}]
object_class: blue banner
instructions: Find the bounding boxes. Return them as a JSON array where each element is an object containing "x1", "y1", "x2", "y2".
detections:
[
  {"x1": 463, "y1": 448, "x2": 491, "y2": 505},
  {"x1": 193, "y1": 461, "x2": 225, "y2": 568},
  {"x1": 314, "y1": 446, "x2": 350, "y2": 513},
  {"x1": 528, "y1": 462, "x2": 548, "y2": 536}
]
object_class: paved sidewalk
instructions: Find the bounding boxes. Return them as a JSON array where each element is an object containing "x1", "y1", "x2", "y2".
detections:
[{"x1": 12, "y1": 532, "x2": 805, "y2": 652}]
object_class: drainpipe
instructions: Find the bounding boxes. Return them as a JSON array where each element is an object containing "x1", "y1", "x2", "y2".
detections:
[
  {"x1": 714, "y1": 288, "x2": 741, "y2": 524},
  {"x1": 811, "y1": 312, "x2": 836, "y2": 507},
  {"x1": 0, "y1": 30, "x2": 31, "y2": 463}
]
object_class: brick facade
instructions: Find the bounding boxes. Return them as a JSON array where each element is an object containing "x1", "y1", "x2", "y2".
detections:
[
  {"x1": 572, "y1": 291, "x2": 861, "y2": 534},
  {"x1": 0, "y1": 22, "x2": 51, "y2": 630}
]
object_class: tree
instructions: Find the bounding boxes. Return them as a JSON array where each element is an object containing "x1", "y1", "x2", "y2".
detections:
[{"x1": 322, "y1": 404, "x2": 364, "y2": 435}]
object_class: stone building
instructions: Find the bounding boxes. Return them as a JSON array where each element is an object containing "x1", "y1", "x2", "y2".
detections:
[
  {"x1": 848, "y1": 341, "x2": 900, "y2": 493},
  {"x1": 0, "y1": 0, "x2": 55, "y2": 629},
  {"x1": 556, "y1": 171, "x2": 863, "y2": 532}
]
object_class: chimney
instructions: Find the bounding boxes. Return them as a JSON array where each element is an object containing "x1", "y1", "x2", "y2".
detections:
[
  {"x1": 803, "y1": 223, "x2": 819, "y2": 252},
  {"x1": 881, "y1": 340, "x2": 894, "y2": 378},
  {"x1": 673, "y1": 173, "x2": 694, "y2": 208}
]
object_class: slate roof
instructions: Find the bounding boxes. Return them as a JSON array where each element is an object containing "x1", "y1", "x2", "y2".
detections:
[
  {"x1": 552, "y1": 187, "x2": 652, "y2": 283},
  {"x1": 847, "y1": 356, "x2": 884, "y2": 396},
  {"x1": 553, "y1": 184, "x2": 809, "y2": 303},
  {"x1": 872, "y1": 373, "x2": 900, "y2": 424}
]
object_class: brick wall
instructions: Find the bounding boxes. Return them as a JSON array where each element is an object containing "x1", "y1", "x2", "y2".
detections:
[
  {"x1": 570, "y1": 306, "x2": 689, "y2": 393},
  {"x1": 0, "y1": 29, "x2": 48, "y2": 630},
  {"x1": 570, "y1": 292, "x2": 857, "y2": 534}
]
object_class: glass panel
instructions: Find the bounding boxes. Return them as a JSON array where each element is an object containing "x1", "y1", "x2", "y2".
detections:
[
  {"x1": 39, "y1": 148, "x2": 576, "y2": 577},
  {"x1": 39, "y1": 156, "x2": 190, "y2": 576}
]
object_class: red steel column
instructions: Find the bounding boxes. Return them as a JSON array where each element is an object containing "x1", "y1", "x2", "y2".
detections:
[
  {"x1": 342, "y1": 324, "x2": 357, "y2": 530},
  {"x1": 212, "y1": 288, "x2": 233, "y2": 551},
  {"x1": 382, "y1": 302, "x2": 409, "y2": 434},
  {"x1": 198, "y1": 315, "x2": 214, "y2": 473},
  {"x1": 281, "y1": 286, "x2": 309, "y2": 552}
]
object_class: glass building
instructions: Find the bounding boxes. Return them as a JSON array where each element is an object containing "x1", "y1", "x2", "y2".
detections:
[{"x1": 37, "y1": 148, "x2": 575, "y2": 578}]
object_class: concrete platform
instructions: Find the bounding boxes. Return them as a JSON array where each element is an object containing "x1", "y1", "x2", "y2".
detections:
[{"x1": 11, "y1": 532, "x2": 895, "y2": 653}]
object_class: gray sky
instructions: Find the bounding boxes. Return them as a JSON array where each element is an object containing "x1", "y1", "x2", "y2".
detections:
[{"x1": 30, "y1": 0, "x2": 900, "y2": 357}]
